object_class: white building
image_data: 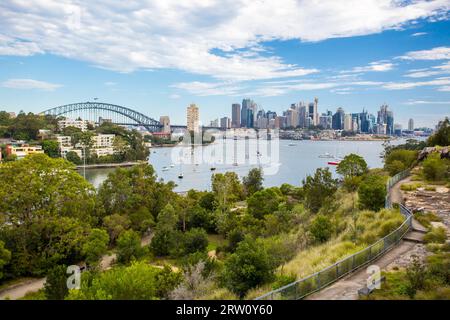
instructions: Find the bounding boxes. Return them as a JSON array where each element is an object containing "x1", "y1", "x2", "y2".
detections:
[
  {"x1": 58, "y1": 119, "x2": 93, "y2": 132},
  {"x1": 344, "y1": 114, "x2": 353, "y2": 131},
  {"x1": 92, "y1": 134, "x2": 115, "y2": 148}
]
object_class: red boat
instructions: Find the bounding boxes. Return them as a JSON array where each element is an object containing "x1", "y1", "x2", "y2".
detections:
[{"x1": 327, "y1": 160, "x2": 340, "y2": 166}]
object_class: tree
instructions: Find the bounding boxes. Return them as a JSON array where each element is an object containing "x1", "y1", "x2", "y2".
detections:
[
  {"x1": 103, "y1": 214, "x2": 131, "y2": 244},
  {"x1": 65, "y1": 151, "x2": 82, "y2": 165},
  {"x1": 309, "y1": 214, "x2": 333, "y2": 243},
  {"x1": 82, "y1": 229, "x2": 109, "y2": 267},
  {"x1": 44, "y1": 265, "x2": 69, "y2": 300},
  {"x1": 150, "y1": 204, "x2": 180, "y2": 256},
  {"x1": 247, "y1": 187, "x2": 284, "y2": 219},
  {"x1": 405, "y1": 255, "x2": 426, "y2": 298},
  {"x1": 384, "y1": 149, "x2": 417, "y2": 175},
  {"x1": 428, "y1": 117, "x2": 450, "y2": 147},
  {"x1": 242, "y1": 168, "x2": 264, "y2": 196},
  {"x1": 41, "y1": 140, "x2": 60, "y2": 158},
  {"x1": 0, "y1": 241, "x2": 11, "y2": 280},
  {"x1": 358, "y1": 175, "x2": 387, "y2": 211},
  {"x1": 222, "y1": 238, "x2": 275, "y2": 298},
  {"x1": 303, "y1": 168, "x2": 338, "y2": 213},
  {"x1": 336, "y1": 153, "x2": 368, "y2": 178},
  {"x1": 182, "y1": 228, "x2": 208, "y2": 255},
  {"x1": 211, "y1": 172, "x2": 244, "y2": 211},
  {"x1": 116, "y1": 230, "x2": 144, "y2": 264}
]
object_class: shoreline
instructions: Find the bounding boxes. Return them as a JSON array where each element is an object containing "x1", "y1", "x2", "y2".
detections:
[{"x1": 76, "y1": 161, "x2": 144, "y2": 169}]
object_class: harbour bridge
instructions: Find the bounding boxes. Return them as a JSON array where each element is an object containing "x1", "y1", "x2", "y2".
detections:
[
  {"x1": 41, "y1": 101, "x2": 222, "y2": 132},
  {"x1": 41, "y1": 101, "x2": 163, "y2": 132}
]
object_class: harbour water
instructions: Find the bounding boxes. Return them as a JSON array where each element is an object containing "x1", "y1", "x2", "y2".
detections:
[{"x1": 83, "y1": 139, "x2": 406, "y2": 192}]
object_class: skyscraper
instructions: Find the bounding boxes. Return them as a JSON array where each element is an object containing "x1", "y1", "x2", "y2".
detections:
[
  {"x1": 159, "y1": 116, "x2": 171, "y2": 133},
  {"x1": 332, "y1": 107, "x2": 345, "y2": 130},
  {"x1": 308, "y1": 98, "x2": 319, "y2": 126},
  {"x1": 231, "y1": 103, "x2": 241, "y2": 128},
  {"x1": 344, "y1": 114, "x2": 353, "y2": 131},
  {"x1": 241, "y1": 98, "x2": 251, "y2": 127},
  {"x1": 298, "y1": 104, "x2": 307, "y2": 128},
  {"x1": 408, "y1": 118, "x2": 414, "y2": 131},
  {"x1": 186, "y1": 103, "x2": 199, "y2": 132},
  {"x1": 377, "y1": 104, "x2": 394, "y2": 135}
]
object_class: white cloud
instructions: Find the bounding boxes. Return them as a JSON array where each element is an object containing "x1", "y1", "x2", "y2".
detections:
[
  {"x1": 403, "y1": 99, "x2": 450, "y2": 105},
  {"x1": 1, "y1": 78, "x2": 62, "y2": 91},
  {"x1": 104, "y1": 81, "x2": 117, "y2": 86},
  {"x1": 399, "y1": 46, "x2": 450, "y2": 60},
  {"x1": 383, "y1": 77, "x2": 450, "y2": 90},
  {"x1": 171, "y1": 81, "x2": 244, "y2": 96},
  {"x1": 169, "y1": 94, "x2": 181, "y2": 99},
  {"x1": 0, "y1": 0, "x2": 448, "y2": 80},
  {"x1": 349, "y1": 61, "x2": 395, "y2": 73},
  {"x1": 411, "y1": 32, "x2": 428, "y2": 36},
  {"x1": 405, "y1": 61, "x2": 450, "y2": 77}
]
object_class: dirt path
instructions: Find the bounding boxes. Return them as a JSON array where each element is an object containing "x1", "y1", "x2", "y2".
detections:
[{"x1": 307, "y1": 175, "x2": 426, "y2": 300}]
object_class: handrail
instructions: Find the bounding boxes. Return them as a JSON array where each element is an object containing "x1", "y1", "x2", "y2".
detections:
[{"x1": 255, "y1": 169, "x2": 412, "y2": 300}]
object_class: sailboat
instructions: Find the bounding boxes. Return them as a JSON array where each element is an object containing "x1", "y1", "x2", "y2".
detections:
[{"x1": 178, "y1": 164, "x2": 184, "y2": 179}]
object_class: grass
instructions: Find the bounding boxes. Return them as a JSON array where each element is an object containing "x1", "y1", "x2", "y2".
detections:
[
  {"x1": 414, "y1": 212, "x2": 441, "y2": 229},
  {"x1": 20, "y1": 289, "x2": 46, "y2": 300},
  {"x1": 424, "y1": 227, "x2": 447, "y2": 244},
  {"x1": 400, "y1": 182, "x2": 423, "y2": 191},
  {"x1": 206, "y1": 234, "x2": 226, "y2": 252}
]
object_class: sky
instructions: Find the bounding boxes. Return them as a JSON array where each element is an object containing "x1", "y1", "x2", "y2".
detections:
[{"x1": 0, "y1": 0, "x2": 450, "y2": 128}]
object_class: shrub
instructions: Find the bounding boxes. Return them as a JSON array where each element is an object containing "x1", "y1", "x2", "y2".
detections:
[
  {"x1": 309, "y1": 214, "x2": 333, "y2": 243},
  {"x1": 358, "y1": 175, "x2": 387, "y2": 211},
  {"x1": 400, "y1": 183, "x2": 422, "y2": 191},
  {"x1": 384, "y1": 149, "x2": 418, "y2": 175},
  {"x1": 182, "y1": 228, "x2": 209, "y2": 255},
  {"x1": 422, "y1": 154, "x2": 448, "y2": 181},
  {"x1": 116, "y1": 230, "x2": 145, "y2": 264},
  {"x1": 414, "y1": 212, "x2": 441, "y2": 229},
  {"x1": 424, "y1": 227, "x2": 447, "y2": 244}
]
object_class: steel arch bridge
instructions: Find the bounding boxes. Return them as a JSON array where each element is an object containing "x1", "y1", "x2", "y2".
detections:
[{"x1": 41, "y1": 102, "x2": 162, "y2": 132}]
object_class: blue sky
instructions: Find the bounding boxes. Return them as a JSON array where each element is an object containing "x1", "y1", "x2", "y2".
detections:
[{"x1": 0, "y1": 0, "x2": 450, "y2": 128}]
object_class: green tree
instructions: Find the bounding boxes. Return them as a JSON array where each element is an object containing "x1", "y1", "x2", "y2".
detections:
[
  {"x1": 384, "y1": 149, "x2": 418, "y2": 175},
  {"x1": 116, "y1": 230, "x2": 144, "y2": 264},
  {"x1": 309, "y1": 214, "x2": 333, "y2": 243},
  {"x1": 242, "y1": 168, "x2": 264, "y2": 196},
  {"x1": 428, "y1": 117, "x2": 450, "y2": 147},
  {"x1": 222, "y1": 238, "x2": 275, "y2": 298},
  {"x1": 405, "y1": 255, "x2": 426, "y2": 298},
  {"x1": 358, "y1": 175, "x2": 387, "y2": 211},
  {"x1": 182, "y1": 228, "x2": 208, "y2": 255},
  {"x1": 303, "y1": 168, "x2": 338, "y2": 213},
  {"x1": 211, "y1": 172, "x2": 244, "y2": 211},
  {"x1": 41, "y1": 140, "x2": 60, "y2": 158},
  {"x1": 150, "y1": 204, "x2": 180, "y2": 256},
  {"x1": 103, "y1": 214, "x2": 131, "y2": 244},
  {"x1": 336, "y1": 153, "x2": 368, "y2": 178},
  {"x1": 82, "y1": 228, "x2": 109, "y2": 267},
  {"x1": 44, "y1": 265, "x2": 69, "y2": 300},
  {"x1": 65, "y1": 151, "x2": 82, "y2": 165},
  {"x1": 0, "y1": 241, "x2": 11, "y2": 280},
  {"x1": 247, "y1": 187, "x2": 284, "y2": 219}
]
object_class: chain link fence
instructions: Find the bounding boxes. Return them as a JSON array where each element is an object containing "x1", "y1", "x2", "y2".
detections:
[{"x1": 255, "y1": 170, "x2": 412, "y2": 300}]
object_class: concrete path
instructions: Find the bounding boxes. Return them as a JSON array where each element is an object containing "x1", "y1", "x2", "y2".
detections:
[{"x1": 307, "y1": 174, "x2": 426, "y2": 300}]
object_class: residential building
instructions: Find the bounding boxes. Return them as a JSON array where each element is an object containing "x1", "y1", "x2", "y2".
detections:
[
  {"x1": 6, "y1": 144, "x2": 44, "y2": 159},
  {"x1": 408, "y1": 118, "x2": 414, "y2": 131},
  {"x1": 220, "y1": 117, "x2": 231, "y2": 129},
  {"x1": 344, "y1": 114, "x2": 353, "y2": 131},
  {"x1": 332, "y1": 107, "x2": 345, "y2": 130},
  {"x1": 58, "y1": 118, "x2": 91, "y2": 132},
  {"x1": 187, "y1": 103, "x2": 200, "y2": 132}
]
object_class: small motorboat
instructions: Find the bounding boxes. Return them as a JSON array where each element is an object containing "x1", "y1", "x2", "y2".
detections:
[
  {"x1": 319, "y1": 152, "x2": 334, "y2": 158},
  {"x1": 170, "y1": 164, "x2": 175, "y2": 168},
  {"x1": 162, "y1": 166, "x2": 169, "y2": 171},
  {"x1": 327, "y1": 160, "x2": 341, "y2": 166},
  {"x1": 288, "y1": 142, "x2": 296, "y2": 146},
  {"x1": 178, "y1": 173, "x2": 184, "y2": 179},
  {"x1": 210, "y1": 167, "x2": 216, "y2": 171}
]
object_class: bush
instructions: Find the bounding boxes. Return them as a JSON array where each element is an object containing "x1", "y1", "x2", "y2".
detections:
[
  {"x1": 309, "y1": 214, "x2": 333, "y2": 243},
  {"x1": 400, "y1": 183, "x2": 422, "y2": 191},
  {"x1": 44, "y1": 265, "x2": 69, "y2": 300},
  {"x1": 422, "y1": 154, "x2": 448, "y2": 181},
  {"x1": 116, "y1": 230, "x2": 145, "y2": 264},
  {"x1": 182, "y1": 228, "x2": 209, "y2": 255},
  {"x1": 384, "y1": 149, "x2": 418, "y2": 175},
  {"x1": 424, "y1": 227, "x2": 447, "y2": 244},
  {"x1": 358, "y1": 175, "x2": 387, "y2": 211}
]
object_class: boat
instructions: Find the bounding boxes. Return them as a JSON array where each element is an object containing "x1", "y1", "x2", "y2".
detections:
[
  {"x1": 178, "y1": 173, "x2": 184, "y2": 179},
  {"x1": 162, "y1": 166, "x2": 169, "y2": 171},
  {"x1": 327, "y1": 159, "x2": 341, "y2": 166},
  {"x1": 319, "y1": 152, "x2": 334, "y2": 158},
  {"x1": 170, "y1": 164, "x2": 175, "y2": 168},
  {"x1": 288, "y1": 142, "x2": 296, "y2": 146},
  {"x1": 210, "y1": 167, "x2": 216, "y2": 171}
]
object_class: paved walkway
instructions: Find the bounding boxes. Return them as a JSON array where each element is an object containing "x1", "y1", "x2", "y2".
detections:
[{"x1": 307, "y1": 175, "x2": 426, "y2": 300}]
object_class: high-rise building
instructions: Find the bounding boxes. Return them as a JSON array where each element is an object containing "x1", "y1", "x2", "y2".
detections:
[
  {"x1": 241, "y1": 99, "x2": 252, "y2": 128},
  {"x1": 377, "y1": 104, "x2": 394, "y2": 135},
  {"x1": 344, "y1": 114, "x2": 353, "y2": 131},
  {"x1": 231, "y1": 103, "x2": 241, "y2": 128},
  {"x1": 298, "y1": 105, "x2": 307, "y2": 128},
  {"x1": 332, "y1": 107, "x2": 345, "y2": 130},
  {"x1": 286, "y1": 109, "x2": 299, "y2": 128},
  {"x1": 159, "y1": 116, "x2": 171, "y2": 133},
  {"x1": 307, "y1": 98, "x2": 319, "y2": 126},
  {"x1": 187, "y1": 103, "x2": 200, "y2": 132},
  {"x1": 220, "y1": 117, "x2": 231, "y2": 129},
  {"x1": 408, "y1": 118, "x2": 414, "y2": 131}
]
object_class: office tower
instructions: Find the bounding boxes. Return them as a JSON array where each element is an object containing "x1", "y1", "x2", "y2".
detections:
[
  {"x1": 187, "y1": 103, "x2": 199, "y2": 132},
  {"x1": 332, "y1": 107, "x2": 345, "y2": 130},
  {"x1": 220, "y1": 117, "x2": 231, "y2": 129},
  {"x1": 241, "y1": 98, "x2": 251, "y2": 127},
  {"x1": 159, "y1": 116, "x2": 171, "y2": 133},
  {"x1": 308, "y1": 97, "x2": 319, "y2": 126},
  {"x1": 231, "y1": 103, "x2": 241, "y2": 128},
  {"x1": 266, "y1": 111, "x2": 277, "y2": 120},
  {"x1": 209, "y1": 119, "x2": 219, "y2": 127},
  {"x1": 394, "y1": 123, "x2": 402, "y2": 136},
  {"x1": 246, "y1": 108, "x2": 254, "y2": 128},
  {"x1": 249, "y1": 101, "x2": 258, "y2": 126},
  {"x1": 344, "y1": 114, "x2": 353, "y2": 131},
  {"x1": 408, "y1": 118, "x2": 414, "y2": 131},
  {"x1": 286, "y1": 109, "x2": 299, "y2": 128},
  {"x1": 298, "y1": 105, "x2": 307, "y2": 128},
  {"x1": 359, "y1": 109, "x2": 372, "y2": 133},
  {"x1": 377, "y1": 104, "x2": 394, "y2": 135},
  {"x1": 319, "y1": 114, "x2": 332, "y2": 129}
]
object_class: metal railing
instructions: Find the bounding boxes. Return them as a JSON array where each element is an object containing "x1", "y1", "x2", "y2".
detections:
[{"x1": 255, "y1": 170, "x2": 412, "y2": 300}]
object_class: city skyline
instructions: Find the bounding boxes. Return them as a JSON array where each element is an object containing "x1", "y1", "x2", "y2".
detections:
[{"x1": 1, "y1": 1, "x2": 450, "y2": 128}]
